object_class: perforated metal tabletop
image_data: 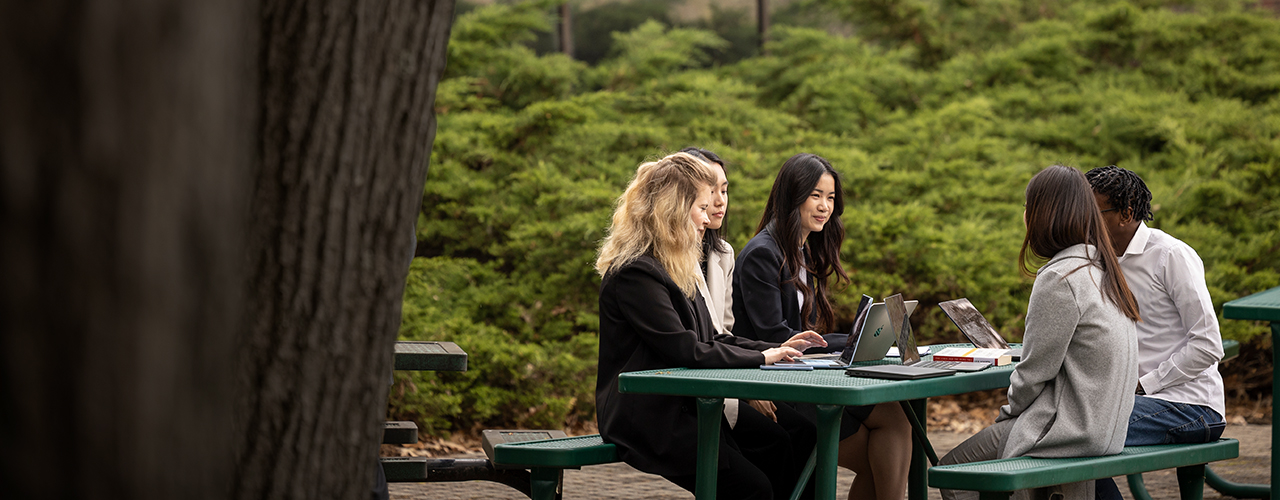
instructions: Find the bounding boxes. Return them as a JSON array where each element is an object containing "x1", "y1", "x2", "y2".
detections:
[
  {"x1": 1223, "y1": 285, "x2": 1280, "y2": 322},
  {"x1": 394, "y1": 341, "x2": 467, "y2": 371},
  {"x1": 618, "y1": 343, "x2": 1016, "y2": 406}
]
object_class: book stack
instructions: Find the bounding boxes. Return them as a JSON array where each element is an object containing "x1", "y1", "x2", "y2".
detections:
[{"x1": 932, "y1": 347, "x2": 1013, "y2": 366}]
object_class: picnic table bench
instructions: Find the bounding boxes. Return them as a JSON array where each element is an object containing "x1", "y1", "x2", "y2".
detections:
[
  {"x1": 928, "y1": 337, "x2": 1249, "y2": 500},
  {"x1": 929, "y1": 439, "x2": 1239, "y2": 499},
  {"x1": 489, "y1": 433, "x2": 620, "y2": 500}
]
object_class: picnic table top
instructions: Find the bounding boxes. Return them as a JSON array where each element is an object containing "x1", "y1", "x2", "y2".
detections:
[
  {"x1": 618, "y1": 343, "x2": 1016, "y2": 407},
  {"x1": 1223, "y1": 285, "x2": 1280, "y2": 323},
  {"x1": 394, "y1": 341, "x2": 467, "y2": 372}
]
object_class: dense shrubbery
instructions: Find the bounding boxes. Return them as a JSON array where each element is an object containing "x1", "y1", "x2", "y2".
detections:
[{"x1": 392, "y1": 0, "x2": 1280, "y2": 436}]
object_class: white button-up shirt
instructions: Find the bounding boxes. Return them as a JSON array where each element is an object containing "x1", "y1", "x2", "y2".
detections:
[{"x1": 1121, "y1": 223, "x2": 1225, "y2": 418}]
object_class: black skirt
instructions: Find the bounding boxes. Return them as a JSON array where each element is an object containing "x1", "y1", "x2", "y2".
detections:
[{"x1": 786, "y1": 402, "x2": 875, "y2": 440}]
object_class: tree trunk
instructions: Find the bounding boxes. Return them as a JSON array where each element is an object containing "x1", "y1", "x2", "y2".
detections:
[
  {"x1": 232, "y1": 0, "x2": 455, "y2": 498},
  {"x1": 560, "y1": 3, "x2": 574, "y2": 58},
  {"x1": 0, "y1": 2, "x2": 254, "y2": 499},
  {"x1": 2, "y1": 0, "x2": 455, "y2": 498},
  {"x1": 758, "y1": 0, "x2": 770, "y2": 53}
]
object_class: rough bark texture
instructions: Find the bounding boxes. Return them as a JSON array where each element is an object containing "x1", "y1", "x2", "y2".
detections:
[
  {"x1": 0, "y1": 2, "x2": 253, "y2": 499},
  {"x1": 232, "y1": 0, "x2": 456, "y2": 498}
]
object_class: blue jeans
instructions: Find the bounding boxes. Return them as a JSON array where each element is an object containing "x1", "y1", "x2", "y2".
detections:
[
  {"x1": 1125, "y1": 395, "x2": 1225, "y2": 446},
  {"x1": 1096, "y1": 396, "x2": 1225, "y2": 499}
]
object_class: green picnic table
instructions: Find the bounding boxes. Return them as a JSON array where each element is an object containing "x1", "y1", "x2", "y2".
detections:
[
  {"x1": 382, "y1": 341, "x2": 469, "y2": 483},
  {"x1": 617, "y1": 343, "x2": 1015, "y2": 500},
  {"x1": 1218, "y1": 285, "x2": 1280, "y2": 499}
]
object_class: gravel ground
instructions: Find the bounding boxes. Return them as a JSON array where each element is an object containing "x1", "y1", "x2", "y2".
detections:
[{"x1": 389, "y1": 425, "x2": 1271, "y2": 500}]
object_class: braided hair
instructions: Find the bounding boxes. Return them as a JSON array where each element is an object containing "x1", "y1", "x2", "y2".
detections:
[{"x1": 1085, "y1": 165, "x2": 1154, "y2": 223}]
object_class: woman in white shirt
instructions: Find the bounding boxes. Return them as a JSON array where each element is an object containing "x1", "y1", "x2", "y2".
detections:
[{"x1": 681, "y1": 147, "x2": 820, "y2": 499}]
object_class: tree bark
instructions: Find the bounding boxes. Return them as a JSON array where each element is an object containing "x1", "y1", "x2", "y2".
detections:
[
  {"x1": 560, "y1": 3, "x2": 574, "y2": 58},
  {"x1": 232, "y1": 0, "x2": 455, "y2": 499},
  {"x1": 0, "y1": 2, "x2": 254, "y2": 499},
  {"x1": 2, "y1": 0, "x2": 455, "y2": 498},
  {"x1": 758, "y1": 0, "x2": 770, "y2": 53}
]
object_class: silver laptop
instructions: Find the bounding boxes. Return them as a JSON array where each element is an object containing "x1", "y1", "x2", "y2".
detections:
[
  {"x1": 938, "y1": 298, "x2": 1021, "y2": 360},
  {"x1": 846, "y1": 296, "x2": 988, "y2": 379},
  {"x1": 782, "y1": 295, "x2": 919, "y2": 369}
]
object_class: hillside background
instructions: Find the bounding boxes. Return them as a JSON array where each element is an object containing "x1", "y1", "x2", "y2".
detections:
[{"x1": 390, "y1": 0, "x2": 1280, "y2": 437}]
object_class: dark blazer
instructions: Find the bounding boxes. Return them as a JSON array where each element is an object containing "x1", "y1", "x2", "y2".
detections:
[
  {"x1": 732, "y1": 228, "x2": 844, "y2": 351},
  {"x1": 596, "y1": 255, "x2": 778, "y2": 477}
]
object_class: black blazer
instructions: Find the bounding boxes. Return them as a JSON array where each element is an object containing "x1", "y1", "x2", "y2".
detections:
[
  {"x1": 596, "y1": 255, "x2": 777, "y2": 477},
  {"x1": 732, "y1": 228, "x2": 845, "y2": 351}
]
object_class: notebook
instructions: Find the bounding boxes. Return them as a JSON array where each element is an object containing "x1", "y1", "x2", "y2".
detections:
[
  {"x1": 845, "y1": 296, "x2": 980, "y2": 379},
  {"x1": 938, "y1": 298, "x2": 1022, "y2": 361},
  {"x1": 780, "y1": 295, "x2": 920, "y2": 369}
]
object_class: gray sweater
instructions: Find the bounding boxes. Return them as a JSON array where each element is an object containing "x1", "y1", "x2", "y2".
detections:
[{"x1": 998, "y1": 244, "x2": 1139, "y2": 459}]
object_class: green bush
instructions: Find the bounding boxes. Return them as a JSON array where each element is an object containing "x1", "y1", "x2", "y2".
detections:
[{"x1": 390, "y1": 0, "x2": 1280, "y2": 436}]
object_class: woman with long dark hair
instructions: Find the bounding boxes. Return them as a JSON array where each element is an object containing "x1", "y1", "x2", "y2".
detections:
[
  {"x1": 680, "y1": 147, "x2": 820, "y2": 499},
  {"x1": 595, "y1": 152, "x2": 826, "y2": 499},
  {"x1": 938, "y1": 165, "x2": 1141, "y2": 500},
  {"x1": 680, "y1": 147, "x2": 735, "y2": 335},
  {"x1": 733, "y1": 153, "x2": 913, "y2": 500}
]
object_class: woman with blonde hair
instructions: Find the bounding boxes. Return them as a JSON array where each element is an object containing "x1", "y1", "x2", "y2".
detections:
[{"x1": 596, "y1": 152, "x2": 826, "y2": 499}]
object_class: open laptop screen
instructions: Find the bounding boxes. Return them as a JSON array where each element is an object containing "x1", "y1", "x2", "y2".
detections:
[
  {"x1": 839, "y1": 295, "x2": 875, "y2": 365},
  {"x1": 938, "y1": 298, "x2": 1009, "y2": 349}
]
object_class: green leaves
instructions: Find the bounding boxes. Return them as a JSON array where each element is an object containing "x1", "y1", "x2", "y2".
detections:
[
  {"x1": 397, "y1": 0, "x2": 1280, "y2": 436},
  {"x1": 590, "y1": 20, "x2": 730, "y2": 89}
]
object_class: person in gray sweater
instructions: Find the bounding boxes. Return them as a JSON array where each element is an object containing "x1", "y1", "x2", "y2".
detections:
[{"x1": 939, "y1": 165, "x2": 1143, "y2": 500}]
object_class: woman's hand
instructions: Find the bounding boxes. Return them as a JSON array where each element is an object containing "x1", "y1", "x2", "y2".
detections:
[
  {"x1": 782, "y1": 330, "x2": 827, "y2": 352},
  {"x1": 762, "y1": 346, "x2": 803, "y2": 364},
  {"x1": 744, "y1": 399, "x2": 778, "y2": 422}
]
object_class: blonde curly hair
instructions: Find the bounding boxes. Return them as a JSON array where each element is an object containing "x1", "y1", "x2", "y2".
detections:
[{"x1": 595, "y1": 152, "x2": 717, "y2": 298}]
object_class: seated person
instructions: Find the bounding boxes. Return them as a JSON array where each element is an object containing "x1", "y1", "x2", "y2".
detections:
[
  {"x1": 1087, "y1": 165, "x2": 1226, "y2": 499},
  {"x1": 939, "y1": 165, "x2": 1141, "y2": 500},
  {"x1": 683, "y1": 146, "x2": 819, "y2": 499},
  {"x1": 732, "y1": 153, "x2": 912, "y2": 500},
  {"x1": 595, "y1": 152, "x2": 826, "y2": 500}
]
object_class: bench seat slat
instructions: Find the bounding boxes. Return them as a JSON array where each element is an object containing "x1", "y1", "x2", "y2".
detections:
[
  {"x1": 492, "y1": 434, "x2": 619, "y2": 468},
  {"x1": 929, "y1": 439, "x2": 1239, "y2": 492}
]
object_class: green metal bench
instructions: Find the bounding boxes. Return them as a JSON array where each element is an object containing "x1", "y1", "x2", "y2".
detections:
[
  {"x1": 382, "y1": 421, "x2": 419, "y2": 444},
  {"x1": 928, "y1": 439, "x2": 1239, "y2": 500},
  {"x1": 491, "y1": 434, "x2": 620, "y2": 500}
]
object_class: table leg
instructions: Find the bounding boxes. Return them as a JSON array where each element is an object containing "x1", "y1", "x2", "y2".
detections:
[
  {"x1": 899, "y1": 400, "x2": 938, "y2": 465},
  {"x1": 1128, "y1": 473, "x2": 1154, "y2": 500},
  {"x1": 1272, "y1": 322, "x2": 1278, "y2": 500},
  {"x1": 1177, "y1": 464, "x2": 1207, "y2": 500},
  {"x1": 695, "y1": 397, "x2": 724, "y2": 500},
  {"x1": 907, "y1": 399, "x2": 929, "y2": 500},
  {"x1": 815, "y1": 404, "x2": 843, "y2": 500},
  {"x1": 1204, "y1": 465, "x2": 1270, "y2": 498}
]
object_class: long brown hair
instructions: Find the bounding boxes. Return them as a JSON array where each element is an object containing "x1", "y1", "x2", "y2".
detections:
[
  {"x1": 596, "y1": 152, "x2": 717, "y2": 298},
  {"x1": 1019, "y1": 165, "x2": 1140, "y2": 321},
  {"x1": 755, "y1": 153, "x2": 849, "y2": 334}
]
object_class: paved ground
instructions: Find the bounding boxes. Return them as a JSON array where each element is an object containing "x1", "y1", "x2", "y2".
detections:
[{"x1": 390, "y1": 425, "x2": 1271, "y2": 499}]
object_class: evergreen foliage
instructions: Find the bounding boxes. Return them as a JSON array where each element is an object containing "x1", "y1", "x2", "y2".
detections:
[{"x1": 395, "y1": 0, "x2": 1280, "y2": 435}]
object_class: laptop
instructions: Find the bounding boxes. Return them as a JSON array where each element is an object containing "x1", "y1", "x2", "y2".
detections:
[
  {"x1": 777, "y1": 295, "x2": 919, "y2": 369},
  {"x1": 938, "y1": 298, "x2": 1021, "y2": 361},
  {"x1": 845, "y1": 296, "x2": 983, "y2": 379}
]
